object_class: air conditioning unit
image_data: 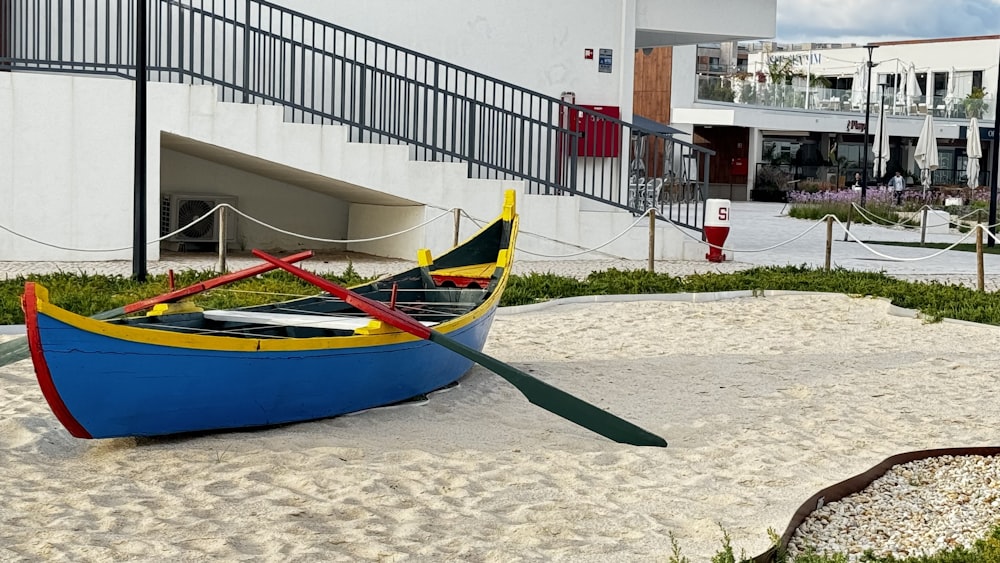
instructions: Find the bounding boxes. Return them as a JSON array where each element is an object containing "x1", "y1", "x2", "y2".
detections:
[{"x1": 161, "y1": 194, "x2": 238, "y2": 243}]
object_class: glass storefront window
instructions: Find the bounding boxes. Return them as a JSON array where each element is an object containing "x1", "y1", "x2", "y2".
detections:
[{"x1": 762, "y1": 139, "x2": 802, "y2": 163}]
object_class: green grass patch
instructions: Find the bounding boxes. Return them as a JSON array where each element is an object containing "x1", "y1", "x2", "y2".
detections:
[
  {"x1": 5, "y1": 264, "x2": 1000, "y2": 326},
  {"x1": 0, "y1": 266, "x2": 370, "y2": 325},
  {"x1": 675, "y1": 523, "x2": 1000, "y2": 562}
]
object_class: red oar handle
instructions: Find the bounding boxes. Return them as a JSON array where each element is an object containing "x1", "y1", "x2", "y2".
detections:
[{"x1": 119, "y1": 250, "x2": 314, "y2": 315}]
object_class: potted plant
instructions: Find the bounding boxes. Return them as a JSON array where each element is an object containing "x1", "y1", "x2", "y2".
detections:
[{"x1": 963, "y1": 87, "x2": 988, "y2": 119}]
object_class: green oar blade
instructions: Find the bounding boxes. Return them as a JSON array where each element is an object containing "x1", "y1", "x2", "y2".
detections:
[
  {"x1": 251, "y1": 248, "x2": 667, "y2": 447},
  {"x1": 429, "y1": 332, "x2": 667, "y2": 447}
]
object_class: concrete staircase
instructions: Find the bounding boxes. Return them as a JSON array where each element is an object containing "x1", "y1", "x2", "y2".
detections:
[
  {"x1": 153, "y1": 81, "x2": 708, "y2": 262},
  {"x1": 0, "y1": 72, "x2": 706, "y2": 262}
]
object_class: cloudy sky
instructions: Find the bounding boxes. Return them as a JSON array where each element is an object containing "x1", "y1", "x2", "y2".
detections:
[{"x1": 776, "y1": 0, "x2": 1000, "y2": 45}]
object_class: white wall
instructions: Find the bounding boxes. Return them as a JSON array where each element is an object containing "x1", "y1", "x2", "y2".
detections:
[
  {"x1": 272, "y1": 0, "x2": 773, "y2": 122},
  {"x1": 0, "y1": 73, "x2": 145, "y2": 261},
  {"x1": 161, "y1": 150, "x2": 352, "y2": 252},
  {"x1": 276, "y1": 0, "x2": 631, "y2": 108},
  {"x1": 0, "y1": 73, "x2": 359, "y2": 262},
  {"x1": 637, "y1": 0, "x2": 776, "y2": 42}
]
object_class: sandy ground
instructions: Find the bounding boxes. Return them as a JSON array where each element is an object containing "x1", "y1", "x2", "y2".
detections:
[{"x1": 2, "y1": 293, "x2": 1000, "y2": 561}]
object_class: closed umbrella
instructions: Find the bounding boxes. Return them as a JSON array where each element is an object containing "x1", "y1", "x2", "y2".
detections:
[
  {"x1": 914, "y1": 113, "x2": 939, "y2": 192},
  {"x1": 850, "y1": 61, "x2": 867, "y2": 109},
  {"x1": 967, "y1": 117, "x2": 983, "y2": 190},
  {"x1": 944, "y1": 67, "x2": 958, "y2": 116},
  {"x1": 871, "y1": 113, "x2": 890, "y2": 179},
  {"x1": 906, "y1": 64, "x2": 920, "y2": 114}
]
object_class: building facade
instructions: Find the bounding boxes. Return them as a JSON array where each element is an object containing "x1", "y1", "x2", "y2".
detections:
[
  {"x1": 1, "y1": 0, "x2": 776, "y2": 262},
  {"x1": 666, "y1": 35, "x2": 1000, "y2": 199}
]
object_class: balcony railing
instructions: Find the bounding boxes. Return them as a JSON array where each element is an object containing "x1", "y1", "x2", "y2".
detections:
[{"x1": 696, "y1": 75, "x2": 996, "y2": 121}]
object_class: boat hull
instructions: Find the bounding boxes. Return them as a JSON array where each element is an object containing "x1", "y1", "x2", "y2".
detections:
[
  {"x1": 24, "y1": 190, "x2": 518, "y2": 439},
  {"x1": 28, "y1": 302, "x2": 496, "y2": 439}
]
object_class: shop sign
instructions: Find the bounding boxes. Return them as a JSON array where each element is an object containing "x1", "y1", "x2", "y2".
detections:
[
  {"x1": 846, "y1": 120, "x2": 866, "y2": 132},
  {"x1": 767, "y1": 53, "x2": 822, "y2": 65},
  {"x1": 958, "y1": 126, "x2": 995, "y2": 140}
]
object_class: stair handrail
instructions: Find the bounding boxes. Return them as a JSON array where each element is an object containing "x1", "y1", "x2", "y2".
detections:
[{"x1": 1, "y1": 0, "x2": 714, "y2": 229}]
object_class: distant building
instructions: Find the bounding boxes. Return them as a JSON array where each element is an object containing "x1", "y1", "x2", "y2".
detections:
[
  {"x1": 696, "y1": 42, "x2": 749, "y2": 75},
  {"x1": 649, "y1": 35, "x2": 1000, "y2": 200}
]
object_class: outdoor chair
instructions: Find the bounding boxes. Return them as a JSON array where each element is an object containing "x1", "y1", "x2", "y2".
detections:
[{"x1": 628, "y1": 176, "x2": 662, "y2": 214}]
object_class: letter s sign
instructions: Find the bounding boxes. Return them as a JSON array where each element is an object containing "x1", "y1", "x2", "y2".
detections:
[{"x1": 718, "y1": 207, "x2": 729, "y2": 221}]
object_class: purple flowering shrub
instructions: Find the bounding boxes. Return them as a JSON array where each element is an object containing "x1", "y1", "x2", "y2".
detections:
[
  {"x1": 787, "y1": 187, "x2": 901, "y2": 223},
  {"x1": 789, "y1": 185, "x2": 992, "y2": 224}
]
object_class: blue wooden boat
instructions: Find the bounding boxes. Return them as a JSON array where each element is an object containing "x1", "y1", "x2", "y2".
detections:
[{"x1": 22, "y1": 192, "x2": 519, "y2": 439}]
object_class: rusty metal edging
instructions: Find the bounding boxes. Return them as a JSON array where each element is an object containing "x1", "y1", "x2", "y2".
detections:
[{"x1": 751, "y1": 446, "x2": 1000, "y2": 562}]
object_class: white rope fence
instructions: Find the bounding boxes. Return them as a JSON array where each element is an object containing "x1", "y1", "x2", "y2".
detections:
[
  {"x1": 672, "y1": 211, "x2": 987, "y2": 259},
  {"x1": 849, "y1": 202, "x2": 997, "y2": 232},
  {"x1": 0, "y1": 203, "x2": 456, "y2": 253},
  {"x1": 4, "y1": 199, "x2": 1000, "y2": 290},
  {"x1": 0, "y1": 200, "x2": 654, "y2": 263}
]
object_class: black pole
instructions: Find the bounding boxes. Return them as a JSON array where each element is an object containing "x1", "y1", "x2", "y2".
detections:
[
  {"x1": 0, "y1": 0, "x2": 10, "y2": 72},
  {"x1": 861, "y1": 45, "x2": 878, "y2": 207},
  {"x1": 133, "y1": 0, "x2": 148, "y2": 281},
  {"x1": 989, "y1": 44, "x2": 1000, "y2": 247}
]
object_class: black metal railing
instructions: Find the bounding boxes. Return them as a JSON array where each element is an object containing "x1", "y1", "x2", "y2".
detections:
[{"x1": 1, "y1": 0, "x2": 714, "y2": 229}]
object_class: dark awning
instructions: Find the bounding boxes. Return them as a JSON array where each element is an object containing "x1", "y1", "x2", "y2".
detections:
[{"x1": 631, "y1": 115, "x2": 682, "y2": 135}]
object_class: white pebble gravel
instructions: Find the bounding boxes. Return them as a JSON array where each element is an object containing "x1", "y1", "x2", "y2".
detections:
[{"x1": 787, "y1": 455, "x2": 1000, "y2": 561}]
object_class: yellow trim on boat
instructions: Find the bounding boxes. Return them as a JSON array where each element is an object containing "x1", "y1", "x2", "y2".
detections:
[
  {"x1": 431, "y1": 263, "x2": 496, "y2": 279},
  {"x1": 30, "y1": 191, "x2": 518, "y2": 354},
  {"x1": 34, "y1": 282, "x2": 504, "y2": 352},
  {"x1": 502, "y1": 190, "x2": 516, "y2": 221},
  {"x1": 417, "y1": 248, "x2": 433, "y2": 267},
  {"x1": 146, "y1": 301, "x2": 203, "y2": 316}
]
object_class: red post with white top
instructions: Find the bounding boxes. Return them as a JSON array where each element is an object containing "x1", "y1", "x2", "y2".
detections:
[{"x1": 704, "y1": 199, "x2": 730, "y2": 262}]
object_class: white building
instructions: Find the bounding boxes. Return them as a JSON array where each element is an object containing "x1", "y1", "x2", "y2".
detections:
[
  {"x1": 670, "y1": 35, "x2": 1000, "y2": 199},
  {"x1": 0, "y1": 0, "x2": 776, "y2": 263}
]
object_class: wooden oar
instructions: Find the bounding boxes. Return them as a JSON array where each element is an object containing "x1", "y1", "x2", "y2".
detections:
[
  {"x1": 252, "y1": 249, "x2": 667, "y2": 448},
  {"x1": 0, "y1": 251, "x2": 315, "y2": 368},
  {"x1": 93, "y1": 250, "x2": 315, "y2": 320}
]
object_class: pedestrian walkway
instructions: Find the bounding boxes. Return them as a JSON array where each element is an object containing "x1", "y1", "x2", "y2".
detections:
[{"x1": 724, "y1": 202, "x2": 1000, "y2": 288}]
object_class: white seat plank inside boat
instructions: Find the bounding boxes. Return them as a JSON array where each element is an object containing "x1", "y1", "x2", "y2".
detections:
[{"x1": 202, "y1": 310, "x2": 437, "y2": 330}]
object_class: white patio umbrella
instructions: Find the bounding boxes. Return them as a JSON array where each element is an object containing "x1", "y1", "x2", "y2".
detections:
[
  {"x1": 905, "y1": 64, "x2": 920, "y2": 113},
  {"x1": 893, "y1": 66, "x2": 905, "y2": 106},
  {"x1": 914, "y1": 113, "x2": 939, "y2": 192},
  {"x1": 967, "y1": 117, "x2": 983, "y2": 190},
  {"x1": 871, "y1": 113, "x2": 890, "y2": 179},
  {"x1": 944, "y1": 67, "x2": 958, "y2": 116},
  {"x1": 850, "y1": 61, "x2": 867, "y2": 108}
]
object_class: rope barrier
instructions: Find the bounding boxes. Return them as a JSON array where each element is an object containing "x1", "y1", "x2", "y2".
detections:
[
  {"x1": 512, "y1": 212, "x2": 651, "y2": 258},
  {"x1": 221, "y1": 204, "x2": 455, "y2": 243},
  {"x1": 449, "y1": 209, "x2": 625, "y2": 259},
  {"x1": 664, "y1": 211, "x2": 831, "y2": 253},
  {"x1": 0, "y1": 203, "x2": 456, "y2": 252},
  {"x1": 849, "y1": 203, "x2": 1000, "y2": 231},
  {"x1": 848, "y1": 204, "x2": 916, "y2": 229},
  {"x1": 661, "y1": 208, "x2": 994, "y2": 264},
  {"x1": 835, "y1": 218, "x2": 979, "y2": 262},
  {"x1": 3, "y1": 198, "x2": 998, "y2": 266},
  {"x1": 3, "y1": 199, "x2": 643, "y2": 260}
]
